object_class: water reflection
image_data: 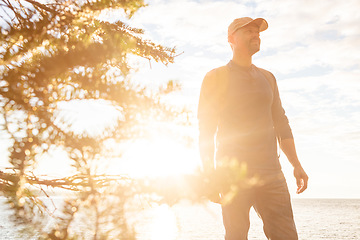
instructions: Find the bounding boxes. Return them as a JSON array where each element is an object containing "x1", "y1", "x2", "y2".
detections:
[{"x1": 150, "y1": 205, "x2": 178, "y2": 240}]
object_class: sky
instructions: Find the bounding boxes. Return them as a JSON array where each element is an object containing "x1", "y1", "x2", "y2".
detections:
[
  {"x1": 1, "y1": 0, "x2": 359, "y2": 199},
  {"x1": 123, "y1": 0, "x2": 360, "y2": 199}
]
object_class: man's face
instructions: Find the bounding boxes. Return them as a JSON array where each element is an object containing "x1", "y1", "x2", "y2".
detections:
[{"x1": 229, "y1": 23, "x2": 261, "y2": 56}]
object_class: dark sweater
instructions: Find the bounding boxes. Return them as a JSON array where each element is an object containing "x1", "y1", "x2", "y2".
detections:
[{"x1": 198, "y1": 60, "x2": 293, "y2": 171}]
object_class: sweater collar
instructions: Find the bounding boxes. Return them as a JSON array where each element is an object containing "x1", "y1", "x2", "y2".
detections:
[{"x1": 228, "y1": 60, "x2": 256, "y2": 72}]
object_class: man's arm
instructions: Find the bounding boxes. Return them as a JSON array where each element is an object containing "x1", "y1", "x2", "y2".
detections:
[
  {"x1": 280, "y1": 138, "x2": 309, "y2": 194},
  {"x1": 267, "y1": 71, "x2": 308, "y2": 194},
  {"x1": 198, "y1": 70, "x2": 219, "y2": 172}
]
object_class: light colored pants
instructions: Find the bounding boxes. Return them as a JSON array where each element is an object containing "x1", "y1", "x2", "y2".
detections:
[{"x1": 221, "y1": 171, "x2": 298, "y2": 240}]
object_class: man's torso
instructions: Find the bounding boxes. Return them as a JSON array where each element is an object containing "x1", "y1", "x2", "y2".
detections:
[{"x1": 216, "y1": 61, "x2": 280, "y2": 171}]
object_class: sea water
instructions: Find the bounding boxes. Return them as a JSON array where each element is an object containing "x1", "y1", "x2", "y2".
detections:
[{"x1": 1, "y1": 198, "x2": 360, "y2": 240}]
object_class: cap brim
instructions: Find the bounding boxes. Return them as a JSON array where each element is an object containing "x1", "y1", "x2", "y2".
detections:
[{"x1": 251, "y1": 18, "x2": 268, "y2": 32}]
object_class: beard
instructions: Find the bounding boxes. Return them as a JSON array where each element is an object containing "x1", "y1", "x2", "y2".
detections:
[
  {"x1": 231, "y1": 37, "x2": 261, "y2": 56},
  {"x1": 248, "y1": 39, "x2": 260, "y2": 55}
]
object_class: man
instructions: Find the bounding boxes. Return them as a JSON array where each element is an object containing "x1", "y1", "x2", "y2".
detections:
[{"x1": 197, "y1": 17, "x2": 308, "y2": 240}]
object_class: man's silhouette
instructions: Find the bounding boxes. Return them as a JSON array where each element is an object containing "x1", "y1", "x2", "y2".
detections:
[{"x1": 198, "y1": 17, "x2": 308, "y2": 240}]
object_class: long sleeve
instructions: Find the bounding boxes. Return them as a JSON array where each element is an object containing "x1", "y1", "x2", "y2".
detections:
[
  {"x1": 270, "y1": 73, "x2": 293, "y2": 142},
  {"x1": 197, "y1": 69, "x2": 223, "y2": 167}
]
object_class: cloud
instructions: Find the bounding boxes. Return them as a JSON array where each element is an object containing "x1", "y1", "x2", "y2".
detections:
[
  {"x1": 133, "y1": 0, "x2": 247, "y2": 47},
  {"x1": 133, "y1": 0, "x2": 360, "y2": 75},
  {"x1": 131, "y1": 0, "x2": 360, "y2": 118},
  {"x1": 256, "y1": 0, "x2": 360, "y2": 74}
]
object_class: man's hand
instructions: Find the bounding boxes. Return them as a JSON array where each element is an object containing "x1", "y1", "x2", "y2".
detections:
[
  {"x1": 294, "y1": 166, "x2": 308, "y2": 194},
  {"x1": 201, "y1": 162, "x2": 222, "y2": 204},
  {"x1": 279, "y1": 138, "x2": 309, "y2": 194}
]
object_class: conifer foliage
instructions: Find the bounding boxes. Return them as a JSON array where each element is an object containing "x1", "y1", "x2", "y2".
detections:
[{"x1": 0, "y1": 0, "x2": 177, "y2": 239}]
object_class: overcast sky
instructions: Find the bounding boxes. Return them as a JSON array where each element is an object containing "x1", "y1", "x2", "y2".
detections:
[{"x1": 124, "y1": 0, "x2": 360, "y2": 198}]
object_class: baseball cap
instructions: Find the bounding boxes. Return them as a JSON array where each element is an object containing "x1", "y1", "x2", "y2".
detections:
[{"x1": 228, "y1": 17, "x2": 268, "y2": 36}]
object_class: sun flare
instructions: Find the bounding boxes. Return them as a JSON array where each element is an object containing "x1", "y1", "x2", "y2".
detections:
[{"x1": 106, "y1": 136, "x2": 200, "y2": 178}]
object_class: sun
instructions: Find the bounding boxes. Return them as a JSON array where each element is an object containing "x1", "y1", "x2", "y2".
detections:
[
  {"x1": 44, "y1": 98, "x2": 200, "y2": 179},
  {"x1": 124, "y1": 137, "x2": 199, "y2": 178},
  {"x1": 105, "y1": 135, "x2": 200, "y2": 178}
]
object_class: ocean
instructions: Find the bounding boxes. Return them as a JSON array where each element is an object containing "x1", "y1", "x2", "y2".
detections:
[{"x1": 1, "y1": 198, "x2": 360, "y2": 239}]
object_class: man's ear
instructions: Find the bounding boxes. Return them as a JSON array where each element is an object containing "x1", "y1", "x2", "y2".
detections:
[
  {"x1": 228, "y1": 34, "x2": 234, "y2": 48},
  {"x1": 228, "y1": 34, "x2": 234, "y2": 45}
]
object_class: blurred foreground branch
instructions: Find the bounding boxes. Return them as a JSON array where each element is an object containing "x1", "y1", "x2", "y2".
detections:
[{"x1": 0, "y1": 170, "x2": 131, "y2": 191}]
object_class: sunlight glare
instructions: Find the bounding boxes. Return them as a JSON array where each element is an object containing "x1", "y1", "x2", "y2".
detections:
[
  {"x1": 111, "y1": 136, "x2": 199, "y2": 178},
  {"x1": 150, "y1": 204, "x2": 178, "y2": 240}
]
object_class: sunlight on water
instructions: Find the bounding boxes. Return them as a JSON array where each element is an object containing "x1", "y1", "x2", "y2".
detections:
[
  {"x1": 1, "y1": 199, "x2": 360, "y2": 239},
  {"x1": 149, "y1": 205, "x2": 178, "y2": 240}
]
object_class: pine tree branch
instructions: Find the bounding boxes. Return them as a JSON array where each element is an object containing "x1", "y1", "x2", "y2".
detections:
[
  {"x1": 0, "y1": 170, "x2": 132, "y2": 192},
  {"x1": 24, "y1": 0, "x2": 57, "y2": 14}
]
